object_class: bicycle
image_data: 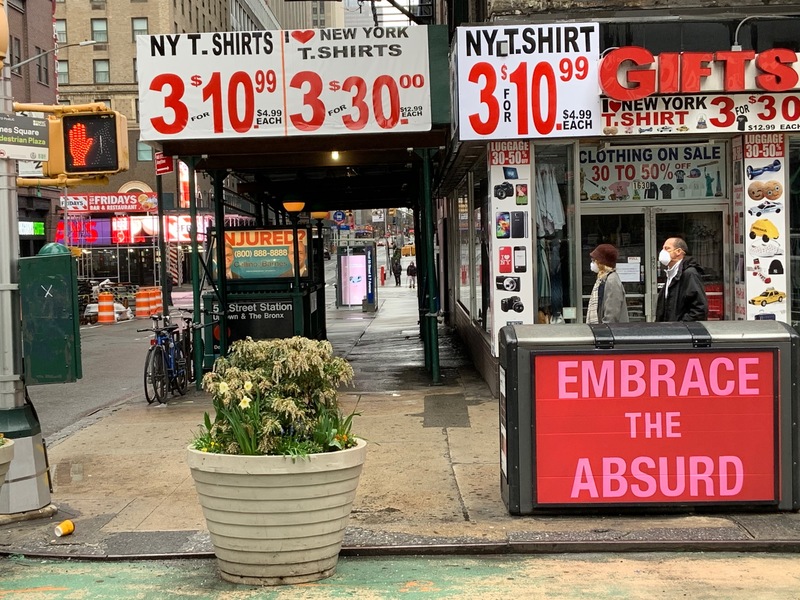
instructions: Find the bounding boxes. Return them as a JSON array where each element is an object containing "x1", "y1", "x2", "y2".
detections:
[
  {"x1": 172, "y1": 307, "x2": 213, "y2": 383},
  {"x1": 138, "y1": 314, "x2": 188, "y2": 404}
]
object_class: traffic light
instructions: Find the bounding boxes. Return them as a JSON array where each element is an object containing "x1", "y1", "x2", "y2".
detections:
[{"x1": 44, "y1": 111, "x2": 129, "y2": 177}]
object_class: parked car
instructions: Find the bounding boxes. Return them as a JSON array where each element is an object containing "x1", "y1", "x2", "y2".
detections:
[{"x1": 401, "y1": 244, "x2": 416, "y2": 257}]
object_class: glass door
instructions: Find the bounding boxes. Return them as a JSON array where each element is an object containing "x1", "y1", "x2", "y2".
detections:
[
  {"x1": 580, "y1": 207, "x2": 727, "y2": 322},
  {"x1": 653, "y1": 209, "x2": 727, "y2": 320},
  {"x1": 580, "y1": 211, "x2": 650, "y2": 322}
]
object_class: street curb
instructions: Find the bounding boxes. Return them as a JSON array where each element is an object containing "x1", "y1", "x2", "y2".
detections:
[{"x1": 4, "y1": 538, "x2": 800, "y2": 562}]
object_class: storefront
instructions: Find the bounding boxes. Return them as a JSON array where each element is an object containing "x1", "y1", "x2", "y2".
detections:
[
  {"x1": 57, "y1": 192, "x2": 214, "y2": 285},
  {"x1": 443, "y1": 17, "x2": 800, "y2": 394}
]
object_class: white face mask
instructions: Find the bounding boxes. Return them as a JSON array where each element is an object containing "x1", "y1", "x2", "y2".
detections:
[
  {"x1": 590, "y1": 260, "x2": 599, "y2": 273},
  {"x1": 658, "y1": 249, "x2": 671, "y2": 266}
]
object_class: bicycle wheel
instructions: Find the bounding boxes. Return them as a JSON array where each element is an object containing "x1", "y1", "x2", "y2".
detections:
[
  {"x1": 149, "y1": 345, "x2": 169, "y2": 404},
  {"x1": 172, "y1": 343, "x2": 188, "y2": 396},
  {"x1": 143, "y1": 346, "x2": 163, "y2": 404}
]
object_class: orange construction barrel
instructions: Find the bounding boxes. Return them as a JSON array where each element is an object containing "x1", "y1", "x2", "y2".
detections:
[
  {"x1": 135, "y1": 289, "x2": 151, "y2": 318},
  {"x1": 97, "y1": 292, "x2": 116, "y2": 324},
  {"x1": 149, "y1": 287, "x2": 162, "y2": 315}
]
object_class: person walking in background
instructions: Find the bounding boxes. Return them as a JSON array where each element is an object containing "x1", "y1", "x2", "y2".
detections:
[
  {"x1": 392, "y1": 256, "x2": 402, "y2": 286},
  {"x1": 586, "y1": 244, "x2": 628, "y2": 324},
  {"x1": 407, "y1": 261, "x2": 417, "y2": 288},
  {"x1": 655, "y1": 237, "x2": 708, "y2": 321}
]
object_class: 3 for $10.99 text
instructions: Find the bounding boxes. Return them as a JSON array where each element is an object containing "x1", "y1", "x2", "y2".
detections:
[{"x1": 466, "y1": 57, "x2": 590, "y2": 136}]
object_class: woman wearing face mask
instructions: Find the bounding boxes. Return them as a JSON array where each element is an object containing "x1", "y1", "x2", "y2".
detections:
[
  {"x1": 655, "y1": 237, "x2": 708, "y2": 322},
  {"x1": 586, "y1": 244, "x2": 629, "y2": 324}
]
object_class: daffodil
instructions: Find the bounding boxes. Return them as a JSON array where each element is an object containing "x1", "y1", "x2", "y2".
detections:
[
  {"x1": 244, "y1": 381, "x2": 253, "y2": 392},
  {"x1": 218, "y1": 382, "x2": 229, "y2": 394},
  {"x1": 239, "y1": 396, "x2": 252, "y2": 409}
]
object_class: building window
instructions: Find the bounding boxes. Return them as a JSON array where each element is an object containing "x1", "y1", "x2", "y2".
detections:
[
  {"x1": 91, "y1": 19, "x2": 109, "y2": 43},
  {"x1": 55, "y1": 20, "x2": 67, "y2": 44},
  {"x1": 93, "y1": 59, "x2": 110, "y2": 84},
  {"x1": 57, "y1": 61, "x2": 69, "y2": 85},
  {"x1": 132, "y1": 58, "x2": 137, "y2": 83},
  {"x1": 132, "y1": 17, "x2": 148, "y2": 40},
  {"x1": 137, "y1": 141, "x2": 153, "y2": 161},
  {"x1": 95, "y1": 98, "x2": 111, "y2": 109},
  {"x1": 135, "y1": 98, "x2": 139, "y2": 122},
  {"x1": 10, "y1": 36, "x2": 21, "y2": 75},
  {"x1": 35, "y1": 47, "x2": 50, "y2": 85}
]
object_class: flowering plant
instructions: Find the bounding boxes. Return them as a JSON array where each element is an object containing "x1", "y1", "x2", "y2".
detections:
[
  {"x1": 193, "y1": 336, "x2": 357, "y2": 456},
  {"x1": 0, "y1": 434, "x2": 6, "y2": 447}
]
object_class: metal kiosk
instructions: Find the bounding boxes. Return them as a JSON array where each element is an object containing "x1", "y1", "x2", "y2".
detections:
[{"x1": 498, "y1": 321, "x2": 800, "y2": 514}]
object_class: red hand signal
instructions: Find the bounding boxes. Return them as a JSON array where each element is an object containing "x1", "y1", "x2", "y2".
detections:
[{"x1": 67, "y1": 123, "x2": 95, "y2": 166}]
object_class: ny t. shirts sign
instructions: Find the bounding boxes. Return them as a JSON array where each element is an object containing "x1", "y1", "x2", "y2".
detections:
[
  {"x1": 534, "y1": 350, "x2": 777, "y2": 505},
  {"x1": 456, "y1": 23, "x2": 602, "y2": 140},
  {"x1": 137, "y1": 27, "x2": 431, "y2": 140}
]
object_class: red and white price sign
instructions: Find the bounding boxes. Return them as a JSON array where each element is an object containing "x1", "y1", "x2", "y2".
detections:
[
  {"x1": 456, "y1": 24, "x2": 602, "y2": 140},
  {"x1": 137, "y1": 27, "x2": 431, "y2": 140}
]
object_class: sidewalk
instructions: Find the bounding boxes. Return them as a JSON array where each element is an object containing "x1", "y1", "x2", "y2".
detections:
[{"x1": 2, "y1": 269, "x2": 800, "y2": 559}]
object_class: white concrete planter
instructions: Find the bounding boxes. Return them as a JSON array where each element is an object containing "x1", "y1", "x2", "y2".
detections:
[
  {"x1": 0, "y1": 439, "x2": 14, "y2": 493},
  {"x1": 187, "y1": 438, "x2": 366, "y2": 586}
]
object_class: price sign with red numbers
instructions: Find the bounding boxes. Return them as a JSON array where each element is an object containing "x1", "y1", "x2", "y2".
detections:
[
  {"x1": 599, "y1": 93, "x2": 800, "y2": 137},
  {"x1": 456, "y1": 24, "x2": 602, "y2": 140},
  {"x1": 137, "y1": 27, "x2": 431, "y2": 140}
]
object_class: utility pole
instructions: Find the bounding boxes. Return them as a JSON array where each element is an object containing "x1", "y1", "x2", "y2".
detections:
[{"x1": 0, "y1": 0, "x2": 52, "y2": 515}]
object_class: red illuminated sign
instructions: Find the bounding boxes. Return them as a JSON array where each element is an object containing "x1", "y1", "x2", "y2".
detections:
[
  {"x1": 600, "y1": 47, "x2": 800, "y2": 101},
  {"x1": 534, "y1": 350, "x2": 777, "y2": 505}
]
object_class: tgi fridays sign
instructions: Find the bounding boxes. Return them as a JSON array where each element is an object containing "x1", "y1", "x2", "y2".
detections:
[
  {"x1": 60, "y1": 192, "x2": 158, "y2": 214},
  {"x1": 534, "y1": 350, "x2": 778, "y2": 506},
  {"x1": 579, "y1": 143, "x2": 727, "y2": 202},
  {"x1": 599, "y1": 47, "x2": 800, "y2": 136}
]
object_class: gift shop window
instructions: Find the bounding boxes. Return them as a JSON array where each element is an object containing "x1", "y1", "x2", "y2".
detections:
[{"x1": 533, "y1": 144, "x2": 576, "y2": 323}]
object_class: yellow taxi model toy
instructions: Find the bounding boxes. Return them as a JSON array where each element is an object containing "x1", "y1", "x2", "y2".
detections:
[
  {"x1": 749, "y1": 287, "x2": 786, "y2": 306},
  {"x1": 749, "y1": 218, "x2": 780, "y2": 243}
]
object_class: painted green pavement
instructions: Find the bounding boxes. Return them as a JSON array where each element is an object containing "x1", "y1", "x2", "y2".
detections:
[{"x1": 2, "y1": 553, "x2": 800, "y2": 599}]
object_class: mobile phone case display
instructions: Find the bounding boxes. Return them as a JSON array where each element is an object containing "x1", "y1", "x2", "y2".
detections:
[
  {"x1": 742, "y1": 134, "x2": 789, "y2": 323},
  {"x1": 489, "y1": 141, "x2": 534, "y2": 356}
]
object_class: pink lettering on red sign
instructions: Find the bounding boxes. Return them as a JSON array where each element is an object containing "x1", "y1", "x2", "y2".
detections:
[{"x1": 535, "y1": 351, "x2": 776, "y2": 505}]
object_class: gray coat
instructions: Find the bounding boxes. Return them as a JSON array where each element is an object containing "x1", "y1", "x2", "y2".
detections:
[{"x1": 594, "y1": 270, "x2": 629, "y2": 323}]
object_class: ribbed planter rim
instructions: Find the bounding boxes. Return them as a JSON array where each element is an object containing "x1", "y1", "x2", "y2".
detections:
[{"x1": 187, "y1": 437, "x2": 367, "y2": 472}]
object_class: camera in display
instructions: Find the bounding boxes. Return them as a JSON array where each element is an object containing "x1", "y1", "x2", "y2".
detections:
[
  {"x1": 495, "y1": 275, "x2": 521, "y2": 292},
  {"x1": 494, "y1": 181, "x2": 514, "y2": 199},
  {"x1": 500, "y1": 295, "x2": 524, "y2": 313}
]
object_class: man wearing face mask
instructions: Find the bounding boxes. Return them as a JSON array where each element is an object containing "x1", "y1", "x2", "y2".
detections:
[
  {"x1": 586, "y1": 243, "x2": 628, "y2": 324},
  {"x1": 655, "y1": 237, "x2": 708, "y2": 321}
]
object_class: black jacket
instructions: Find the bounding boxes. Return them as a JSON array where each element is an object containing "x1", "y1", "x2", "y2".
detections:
[{"x1": 655, "y1": 257, "x2": 708, "y2": 322}]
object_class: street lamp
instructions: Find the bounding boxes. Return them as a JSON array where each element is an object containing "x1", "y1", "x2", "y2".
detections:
[{"x1": 11, "y1": 40, "x2": 96, "y2": 71}]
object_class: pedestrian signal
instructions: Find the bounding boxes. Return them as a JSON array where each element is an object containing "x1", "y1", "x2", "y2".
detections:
[{"x1": 44, "y1": 111, "x2": 129, "y2": 176}]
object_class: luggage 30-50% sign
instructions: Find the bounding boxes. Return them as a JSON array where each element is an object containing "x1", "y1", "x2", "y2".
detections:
[
  {"x1": 456, "y1": 24, "x2": 603, "y2": 140},
  {"x1": 136, "y1": 28, "x2": 432, "y2": 140}
]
